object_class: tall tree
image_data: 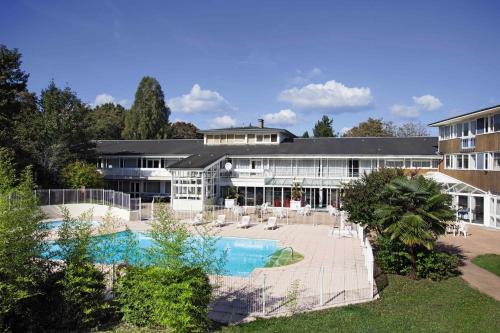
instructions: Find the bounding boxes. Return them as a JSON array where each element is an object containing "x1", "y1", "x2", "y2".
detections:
[
  {"x1": 343, "y1": 118, "x2": 395, "y2": 137},
  {"x1": 167, "y1": 121, "x2": 201, "y2": 139},
  {"x1": 22, "y1": 81, "x2": 94, "y2": 187},
  {"x1": 312, "y1": 115, "x2": 336, "y2": 137},
  {"x1": 123, "y1": 76, "x2": 170, "y2": 139},
  {"x1": 395, "y1": 122, "x2": 429, "y2": 137},
  {"x1": 89, "y1": 103, "x2": 126, "y2": 140},
  {"x1": 302, "y1": 131, "x2": 309, "y2": 138}
]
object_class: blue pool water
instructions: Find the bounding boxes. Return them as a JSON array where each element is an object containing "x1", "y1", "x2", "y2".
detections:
[
  {"x1": 43, "y1": 219, "x2": 100, "y2": 230},
  {"x1": 48, "y1": 231, "x2": 279, "y2": 277}
]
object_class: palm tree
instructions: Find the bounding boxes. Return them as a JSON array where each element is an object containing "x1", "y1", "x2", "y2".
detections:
[{"x1": 375, "y1": 176, "x2": 455, "y2": 279}]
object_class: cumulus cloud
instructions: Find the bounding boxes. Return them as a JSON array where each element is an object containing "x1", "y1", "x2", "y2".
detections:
[
  {"x1": 412, "y1": 95, "x2": 442, "y2": 111},
  {"x1": 340, "y1": 126, "x2": 353, "y2": 135},
  {"x1": 262, "y1": 109, "x2": 297, "y2": 125},
  {"x1": 209, "y1": 115, "x2": 237, "y2": 128},
  {"x1": 93, "y1": 93, "x2": 128, "y2": 107},
  {"x1": 279, "y1": 80, "x2": 373, "y2": 110},
  {"x1": 391, "y1": 94, "x2": 442, "y2": 118},
  {"x1": 168, "y1": 84, "x2": 233, "y2": 114}
]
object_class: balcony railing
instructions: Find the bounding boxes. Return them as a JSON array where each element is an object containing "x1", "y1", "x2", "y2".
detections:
[{"x1": 99, "y1": 168, "x2": 172, "y2": 179}]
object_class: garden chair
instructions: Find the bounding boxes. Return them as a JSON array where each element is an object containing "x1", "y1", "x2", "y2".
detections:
[{"x1": 458, "y1": 222, "x2": 469, "y2": 238}]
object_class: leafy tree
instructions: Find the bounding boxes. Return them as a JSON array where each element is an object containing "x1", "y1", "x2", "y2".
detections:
[
  {"x1": 312, "y1": 115, "x2": 336, "y2": 137},
  {"x1": 302, "y1": 131, "x2": 309, "y2": 138},
  {"x1": 0, "y1": 151, "x2": 47, "y2": 330},
  {"x1": 376, "y1": 176, "x2": 455, "y2": 279},
  {"x1": 395, "y1": 122, "x2": 429, "y2": 137},
  {"x1": 341, "y1": 168, "x2": 405, "y2": 235},
  {"x1": 123, "y1": 76, "x2": 170, "y2": 139},
  {"x1": 61, "y1": 160, "x2": 103, "y2": 189},
  {"x1": 343, "y1": 118, "x2": 395, "y2": 137},
  {"x1": 168, "y1": 121, "x2": 202, "y2": 139},
  {"x1": 90, "y1": 102, "x2": 126, "y2": 139}
]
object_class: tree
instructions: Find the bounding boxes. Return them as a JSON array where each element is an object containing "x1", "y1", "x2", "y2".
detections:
[
  {"x1": 0, "y1": 151, "x2": 47, "y2": 330},
  {"x1": 376, "y1": 176, "x2": 455, "y2": 279},
  {"x1": 302, "y1": 131, "x2": 309, "y2": 138},
  {"x1": 89, "y1": 102, "x2": 126, "y2": 140},
  {"x1": 341, "y1": 168, "x2": 405, "y2": 235},
  {"x1": 123, "y1": 76, "x2": 170, "y2": 139},
  {"x1": 343, "y1": 118, "x2": 395, "y2": 137},
  {"x1": 22, "y1": 81, "x2": 94, "y2": 187},
  {"x1": 167, "y1": 121, "x2": 201, "y2": 139},
  {"x1": 312, "y1": 115, "x2": 336, "y2": 137},
  {"x1": 395, "y1": 122, "x2": 429, "y2": 137},
  {"x1": 61, "y1": 160, "x2": 103, "y2": 189}
]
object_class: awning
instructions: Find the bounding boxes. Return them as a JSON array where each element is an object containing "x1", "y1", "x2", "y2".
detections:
[{"x1": 424, "y1": 172, "x2": 486, "y2": 195}]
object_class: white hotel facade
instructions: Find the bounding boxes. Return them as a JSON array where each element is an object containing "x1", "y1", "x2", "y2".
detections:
[{"x1": 96, "y1": 109, "x2": 500, "y2": 229}]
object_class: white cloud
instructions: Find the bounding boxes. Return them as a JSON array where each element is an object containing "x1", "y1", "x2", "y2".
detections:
[
  {"x1": 340, "y1": 126, "x2": 353, "y2": 135},
  {"x1": 93, "y1": 93, "x2": 128, "y2": 107},
  {"x1": 168, "y1": 84, "x2": 233, "y2": 114},
  {"x1": 209, "y1": 115, "x2": 237, "y2": 129},
  {"x1": 412, "y1": 95, "x2": 442, "y2": 111},
  {"x1": 391, "y1": 94, "x2": 442, "y2": 118},
  {"x1": 390, "y1": 104, "x2": 420, "y2": 118},
  {"x1": 262, "y1": 109, "x2": 297, "y2": 125},
  {"x1": 290, "y1": 67, "x2": 323, "y2": 85},
  {"x1": 279, "y1": 80, "x2": 373, "y2": 110}
]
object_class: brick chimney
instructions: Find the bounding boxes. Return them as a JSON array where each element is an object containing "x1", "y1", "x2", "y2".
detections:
[{"x1": 258, "y1": 118, "x2": 264, "y2": 128}]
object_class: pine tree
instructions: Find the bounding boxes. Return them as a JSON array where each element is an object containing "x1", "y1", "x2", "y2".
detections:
[{"x1": 312, "y1": 115, "x2": 336, "y2": 137}]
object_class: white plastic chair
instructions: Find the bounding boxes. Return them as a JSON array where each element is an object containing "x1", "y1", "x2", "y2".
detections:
[
  {"x1": 265, "y1": 216, "x2": 277, "y2": 230},
  {"x1": 191, "y1": 213, "x2": 203, "y2": 225},
  {"x1": 458, "y1": 222, "x2": 469, "y2": 238},
  {"x1": 213, "y1": 214, "x2": 226, "y2": 227},
  {"x1": 274, "y1": 207, "x2": 285, "y2": 219},
  {"x1": 238, "y1": 215, "x2": 251, "y2": 228}
]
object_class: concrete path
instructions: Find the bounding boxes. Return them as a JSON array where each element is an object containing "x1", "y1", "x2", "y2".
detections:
[{"x1": 440, "y1": 225, "x2": 500, "y2": 301}]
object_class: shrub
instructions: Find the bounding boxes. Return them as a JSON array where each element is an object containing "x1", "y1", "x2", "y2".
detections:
[
  {"x1": 117, "y1": 266, "x2": 212, "y2": 332},
  {"x1": 61, "y1": 160, "x2": 103, "y2": 189},
  {"x1": 375, "y1": 236, "x2": 459, "y2": 281}
]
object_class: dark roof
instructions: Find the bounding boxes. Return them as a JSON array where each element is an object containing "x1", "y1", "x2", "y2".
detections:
[
  {"x1": 198, "y1": 126, "x2": 296, "y2": 138},
  {"x1": 168, "y1": 137, "x2": 439, "y2": 169},
  {"x1": 95, "y1": 139, "x2": 203, "y2": 156},
  {"x1": 428, "y1": 104, "x2": 500, "y2": 126}
]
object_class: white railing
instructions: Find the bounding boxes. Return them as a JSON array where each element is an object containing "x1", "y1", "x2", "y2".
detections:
[
  {"x1": 357, "y1": 223, "x2": 374, "y2": 293},
  {"x1": 35, "y1": 189, "x2": 140, "y2": 212},
  {"x1": 99, "y1": 168, "x2": 172, "y2": 179}
]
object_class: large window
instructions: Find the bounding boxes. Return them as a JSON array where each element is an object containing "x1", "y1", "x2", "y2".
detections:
[
  {"x1": 348, "y1": 159, "x2": 359, "y2": 177},
  {"x1": 494, "y1": 114, "x2": 500, "y2": 132}
]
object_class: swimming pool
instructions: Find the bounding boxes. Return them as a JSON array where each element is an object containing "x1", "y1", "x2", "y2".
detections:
[
  {"x1": 48, "y1": 231, "x2": 280, "y2": 277},
  {"x1": 43, "y1": 219, "x2": 100, "y2": 230}
]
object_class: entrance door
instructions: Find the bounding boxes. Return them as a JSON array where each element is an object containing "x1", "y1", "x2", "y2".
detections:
[{"x1": 130, "y1": 182, "x2": 140, "y2": 198}]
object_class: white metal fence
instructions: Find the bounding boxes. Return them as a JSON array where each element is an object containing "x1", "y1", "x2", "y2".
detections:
[{"x1": 35, "y1": 189, "x2": 141, "y2": 212}]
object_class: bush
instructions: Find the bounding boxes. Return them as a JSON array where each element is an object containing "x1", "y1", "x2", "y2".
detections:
[
  {"x1": 375, "y1": 236, "x2": 459, "y2": 281},
  {"x1": 117, "y1": 266, "x2": 212, "y2": 332},
  {"x1": 62, "y1": 160, "x2": 103, "y2": 189}
]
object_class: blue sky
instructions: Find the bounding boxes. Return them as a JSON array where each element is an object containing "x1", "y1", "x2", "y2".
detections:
[{"x1": 2, "y1": 0, "x2": 500, "y2": 135}]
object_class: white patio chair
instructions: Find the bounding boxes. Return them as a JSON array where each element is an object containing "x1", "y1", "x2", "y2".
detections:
[
  {"x1": 458, "y1": 222, "x2": 469, "y2": 238},
  {"x1": 238, "y1": 215, "x2": 251, "y2": 228},
  {"x1": 265, "y1": 216, "x2": 277, "y2": 230},
  {"x1": 213, "y1": 214, "x2": 226, "y2": 227},
  {"x1": 191, "y1": 213, "x2": 203, "y2": 226},
  {"x1": 274, "y1": 207, "x2": 285, "y2": 219},
  {"x1": 304, "y1": 204, "x2": 311, "y2": 216}
]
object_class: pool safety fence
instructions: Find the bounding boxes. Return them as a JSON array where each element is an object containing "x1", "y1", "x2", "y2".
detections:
[{"x1": 35, "y1": 189, "x2": 141, "y2": 212}]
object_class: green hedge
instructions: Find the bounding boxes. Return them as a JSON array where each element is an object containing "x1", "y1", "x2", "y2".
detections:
[{"x1": 116, "y1": 266, "x2": 212, "y2": 332}]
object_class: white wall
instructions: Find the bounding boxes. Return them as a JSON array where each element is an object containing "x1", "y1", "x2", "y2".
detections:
[
  {"x1": 41, "y1": 204, "x2": 132, "y2": 221},
  {"x1": 171, "y1": 199, "x2": 203, "y2": 212}
]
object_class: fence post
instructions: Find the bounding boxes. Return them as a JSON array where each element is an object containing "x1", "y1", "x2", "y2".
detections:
[
  {"x1": 48, "y1": 189, "x2": 51, "y2": 205},
  {"x1": 112, "y1": 190, "x2": 115, "y2": 207},
  {"x1": 320, "y1": 265, "x2": 324, "y2": 306},
  {"x1": 262, "y1": 274, "x2": 267, "y2": 315},
  {"x1": 62, "y1": 189, "x2": 65, "y2": 205}
]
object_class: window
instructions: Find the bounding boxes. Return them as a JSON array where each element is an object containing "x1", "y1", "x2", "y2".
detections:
[
  {"x1": 235, "y1": 134, "x2": 245, "y2": 143},
  {"x1": 386, "y1": 160, "x2": 404, "y2": 168},
  {"x1": 463, "y1": 155, "x2": 469, "y2": 169},
  {"x1": 477, "y1": 153, "x2": 484, "y2": 170},
  {"x1": 445, "y1": 156, "x2": 451, "y2": 169},
  {"x1": 456, "y1": 123, "x2": 462, "y2": 138},
  {"x1": 348, "y1": 159, "x2": 359, "y2": 177},
  {"x1": 256, "y1": 135, "x2": 263, "y2": 142},
  {"x1": 457, "y1": 155, "x2": 463, "y2": 169},
  {"x1": 494, "y1": 153, "x2": 500, "y2": 171},
  {"x1": 477, "y1": 118, "x2": 485, "y2": 134},
  {"x1": 271, "y1": 134, "x2": 278, "y2": 142},
  {"x1": 412, "y1": 160, "x2": 431, "y2": 168},
  {"x1": 251, "y1": 160, "x2": 262, "y2": 170}
]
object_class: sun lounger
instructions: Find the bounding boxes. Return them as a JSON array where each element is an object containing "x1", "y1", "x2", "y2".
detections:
[
  {"x1": 213, "y1": 214, "x2": 226, "y2": 227},
  {"x1": 265, "y1": 216, "x2": 277, "y2": 230},
  {"x1": 238, "y1": 215, "x2": 251, "y2": 228},
  {"x1": 191, "y1": 213, "x2": 204, "y2": 225}
]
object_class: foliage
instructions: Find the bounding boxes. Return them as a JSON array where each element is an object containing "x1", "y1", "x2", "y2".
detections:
[
  {"x1": 226, "y1": 185, "x2": 238, "y2": 199},
  {"x1": 376, "y1": 176, "x2": 455, "y2": 279},
  {"x1": 0, "y1": 153, "x2": 47, "y2": 330},
  {"x1": 416, "y1": 250, "x2": 460, "y2": 280},
  {"x1": 168, "y1": 121, "x2": 202, "y2": 139},
  {"x1": 341, "y1": 168, "x2": 405, "y2": 234},
  {"x1": 373, "y1": 236, "x2": 410, "y2": 275},
  {"x1": 56, "y1": 208, "x2": 95, "y2": 263},
  {"x1": 116, "y1": 266, "x2": 212, "y2": 332},
  {"x1": 62, "y1": 160, "x2": 103, "y2": 189},
  {"x1": 217, "y1": 275, "x2": 500, "y2": 333},
  {"x1": 123, "y1": 76, "x2": 170, "y2": 139},
  {"x1": 90, "y1": 102, "x2": 127, "y2": 140},
  {"x1": 395, "y1": 122, "x2": 429, "y2": 137},
  {"x1": 312, "y1": 115, "x2": 336, "y2": 137},
  {"x1": 343, "y1": 117, "x2": 394, "y2": 137},
  {"x1": 284, "y1": 280, "x2": 301, "y2": 315},
  {"x1": 291, "y1": 182, "x2": 302, "y2": 200},
  {"x1": 301, "y1": 131, "x2": 309, "y2": 138},
  {"x1": 472, "y1": 254, "x2": 500, "y2": 277}
]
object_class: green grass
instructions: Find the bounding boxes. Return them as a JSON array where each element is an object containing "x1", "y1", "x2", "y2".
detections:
[
  {"x1": 217, "y1": 275, "x2": 500, "y2": 333},
  {"x1": 472, "y1": 254, "x2": 500, "y2": 277},
  {"x1": 264, "y1": 248, "x2": 304, "y2": 268}
]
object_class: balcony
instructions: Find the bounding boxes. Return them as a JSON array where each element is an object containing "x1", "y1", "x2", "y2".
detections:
[{"x1": 99, "y1": 168, "x2": 172, "y2": 180}]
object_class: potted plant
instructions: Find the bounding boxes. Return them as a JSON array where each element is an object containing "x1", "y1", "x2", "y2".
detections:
[
  {"x1": 290, "y1": 182, "x2": 302, "y2": 211},
  {"x1": 225, "y1": 186, "x2": 238, "y2": 208}
]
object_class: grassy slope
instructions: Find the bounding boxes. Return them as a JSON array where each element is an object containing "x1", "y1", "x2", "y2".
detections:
[
  {"x1": 218, "y1": 275, "x2": 500, "y2": 333},
  {"x1": 472, "y1": 254, "x2": 500, "y2": 277},
  {"x1": 265, "y1": 248, "x2": 304, "y2": 268}
]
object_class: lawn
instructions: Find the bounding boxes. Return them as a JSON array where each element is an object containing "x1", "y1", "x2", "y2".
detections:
[
  {"x1": 216, "y1": 275, "x2": 500, "y2": 333},
  {"x1": 472, "y1": 254, "x2": 500, "y2": 277},
  {"x1": 265, "y1": 248, "x2": 304, "y2": 267}
]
